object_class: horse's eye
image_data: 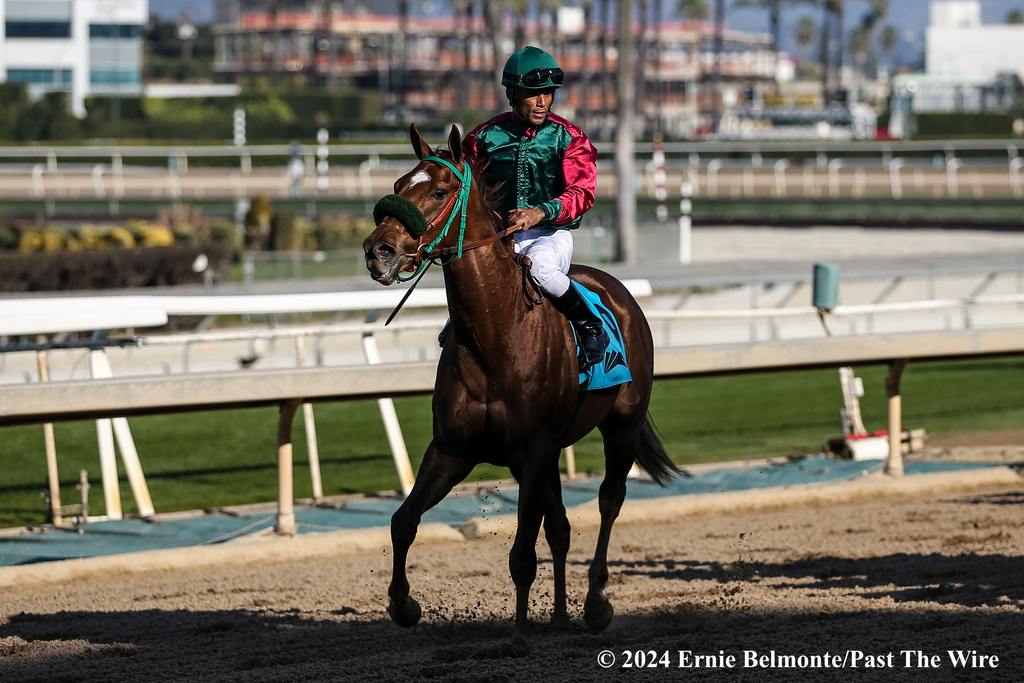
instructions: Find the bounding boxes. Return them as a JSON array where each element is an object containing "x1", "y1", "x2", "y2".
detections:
[{"x1": 434, "y1": 188, "x2": 447, "y2": 199}]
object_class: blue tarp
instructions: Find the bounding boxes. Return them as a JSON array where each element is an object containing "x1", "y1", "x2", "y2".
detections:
[{"x1": 0, "y1": 456, "x2": 1000, "y2": 567}]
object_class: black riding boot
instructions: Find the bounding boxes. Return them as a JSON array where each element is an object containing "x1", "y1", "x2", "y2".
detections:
[{"x1": 550, "y1": 285, "x2": 609, "y2": 372}]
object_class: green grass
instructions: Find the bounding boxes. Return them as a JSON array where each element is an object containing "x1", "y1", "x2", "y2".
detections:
[{"x1": 2, "y1": 358, "x2": 1022, "y2": 528}]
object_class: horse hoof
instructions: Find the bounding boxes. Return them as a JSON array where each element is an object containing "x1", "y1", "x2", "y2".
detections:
[
  {"x1": 584, "y1": 592, "x2": 614, "y2": 634},
  {"x1": 550, "y1": 611, "x2": 572, "y2": 629},
  {"x1": 388, "y1": 596, "x2": 422, "y2": 628}
]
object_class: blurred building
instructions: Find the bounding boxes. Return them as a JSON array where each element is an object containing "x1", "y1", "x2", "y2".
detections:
[
  {"x1": 0, "y1": 0, "x2": 148, "y2": 117},
  {"x1": 926, "y1": 0, "x2": 1024, "y2": 83},
  {"x1": 888, "y1": 0, "x2": 1024, "y2": 137},
  {"x1": 212, "y1": 0, "x2": 778, "y2": 137}
]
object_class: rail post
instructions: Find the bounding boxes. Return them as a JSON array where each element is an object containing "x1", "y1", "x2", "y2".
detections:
[
  {"x1": 361, "y1": 311, "x2": 415, "y2": 495},
  {"x1": 889, "y1": 158, "x2": 905, "y2": 199},
  {"x1": 884, "y1": 360, "x2": 908, "y2": 477},
  {"x1": 1009, "y1": 157, "x2": 1023, "y2": 199},
  {"x1": 773, "y1": 159, "x2": 788, "y2": 197},
  {"x1": 828, "y1": 159, "x2": 844, "y2": 198},
  {"x1": 35, "y1": 348, "x2": 62, "y2": 525},
  {"x1": 946, "y1": 158, "x2": 961, "y2": 198},
  {"x1": 706, "y1": 159, "x2": 722, "y2": 196},
  {"x1": 294, "y1": 335, "x2": 323, "y2": 501},
  {"x1": 679, "y1": 180, "x2": 693, "y2": 265},
  {"x1": 275, "y1": 398, "x2": 302, "y2": 535}
]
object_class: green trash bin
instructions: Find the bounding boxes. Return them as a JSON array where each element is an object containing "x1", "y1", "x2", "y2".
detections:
[{"x1": 813, "y1": 262, "x2": 840, "y2": 312}]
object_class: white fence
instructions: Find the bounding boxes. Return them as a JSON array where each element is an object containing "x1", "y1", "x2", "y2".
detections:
[{"x1": 3, "y1": 285, "x2": 1023, "y2": 534}]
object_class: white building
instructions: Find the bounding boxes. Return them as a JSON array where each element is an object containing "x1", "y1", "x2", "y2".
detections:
[
  {"x1": 0, "y1": 0, "x2": 148, "y2": 118},
  {"x1": 926, "y1": 0, "x2": 1024, "y2": 83}
]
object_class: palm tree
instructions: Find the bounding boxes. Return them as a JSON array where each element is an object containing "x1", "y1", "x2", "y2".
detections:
[
  {"x1": 482, "y1": 1, "x2": 507, "y2": 107},
  {"x1": 511, "y1": 0, "x2": 529, "y2": 49},
  {"x1": 455, "y1": 0, "x2": 472, "y2": 114},
  {"x1": 580, "y1": 0, "x2": 594, "y2": 127},
  {"x1": 849, "y1": 25, "x2": 870, "y2": 70},
  {"x1": 878, "y1": 24, "x2": 898, "y2": 63},
  {"x1": 599, "y1": 0, "x2": 611, "y2": 136},
  {"x1": 1008, "y1": 9, "x2": 1024, "y2": 24},
  {"x1": 859, "y1": 0, "x2": 889, "y2": 76},
  {"x1": 638, "y1": 0, "x2": 649, "y2": 125},
  {"x1": 397, "y1": 0, "x2": 408, "y2": 111},
  {"x1": 795, "y1": 15, "x2": 816, "y2": 57}
]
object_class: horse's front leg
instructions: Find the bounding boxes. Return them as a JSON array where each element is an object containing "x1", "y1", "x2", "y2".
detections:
[
  {"x1": 509, "y1": 453, "x2": 553, "y2": 643},
  {"x1": 388, "y1": 442, "x2": 472, "y2": 627}
]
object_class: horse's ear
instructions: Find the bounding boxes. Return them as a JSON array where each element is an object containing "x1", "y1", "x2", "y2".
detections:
[
  {"x1": 409, "y1": 123, "x2": 431, "y2": 160},
  {"x1": 447, "y1": 124, "x2": 463, "y2": 164}
]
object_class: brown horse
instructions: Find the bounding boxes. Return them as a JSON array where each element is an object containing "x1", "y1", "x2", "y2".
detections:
[{"x1": 363, "y1": 124, "x2": 678, "y2": 643}]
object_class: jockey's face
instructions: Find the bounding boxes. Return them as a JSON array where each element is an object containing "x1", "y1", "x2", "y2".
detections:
[{"x1": 508, "y1": 87, "x2": 556, "y2": 126}]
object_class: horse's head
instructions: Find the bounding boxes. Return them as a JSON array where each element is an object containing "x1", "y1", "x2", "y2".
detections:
[{"x1": 363, "y1": 123, "x2": 468, "y2": 286}]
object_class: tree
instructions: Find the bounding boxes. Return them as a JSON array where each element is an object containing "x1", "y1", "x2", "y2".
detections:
[
  {"x1": 599, "y1": 0, "x2": 611, "y2": 136},
  {"x1": 580, "y1": 0, "x2": 594, "y2": 127},
  {"x1": 794, "y1": 15, "x2": 816, "y2": 57},
  {"x1": 855, "y1": 0, "x2": 889, "y2": 75},
  {"x1": 849, "y1": 25, "x2": 870, "y2": 68},
  {"x1": 397, "y1": 0, "x2": 408, "y2": 111},
  {"x1": 879, "y1": 24, "x2": 898, "y2": 62},
  {"x1": 482, "y1": 1, "x2": 507, "y2": 107},
  {"x1": 454, "y1": 0, "x2": 472, "y2": 114},
  {"x1": 1008, "y1": 9, "x2": 1024, "y2": 24}
]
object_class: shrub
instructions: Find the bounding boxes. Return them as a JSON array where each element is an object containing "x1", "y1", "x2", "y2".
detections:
[
  {"x1": 314, "y1": 214, "x2": 376, "y2": 250},
  {"x1": 0, "y1": 244, "x2": 232, "y2": 292}
]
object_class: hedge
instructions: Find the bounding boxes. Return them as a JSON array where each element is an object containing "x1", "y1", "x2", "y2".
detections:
[
  {"x1": 83, "y1": 91, "x2": 384, "y2": 141},
  {"x1": 913, "y1": 112, "x2": 1022, "y2": 138},
  {"x1": 0, "y1": 244, "x2": 231, "y2": 292}
]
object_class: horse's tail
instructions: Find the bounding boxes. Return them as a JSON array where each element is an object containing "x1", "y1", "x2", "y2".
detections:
[{"x1": 635, "y1": 414, "x2": 683, "y2": 486}]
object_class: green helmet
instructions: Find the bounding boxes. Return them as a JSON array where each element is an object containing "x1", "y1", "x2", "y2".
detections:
[{"x1": 501, "y1": 46, "x2": 564, "y2": 90}]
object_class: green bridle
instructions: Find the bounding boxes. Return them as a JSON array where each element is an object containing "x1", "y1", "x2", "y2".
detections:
[{"x1": 372, "y1": 155, "x2": 472, "y2": 283}]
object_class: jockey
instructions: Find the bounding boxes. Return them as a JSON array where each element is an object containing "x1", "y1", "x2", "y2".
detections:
[{"x1": 461, "y1": 45, "x2": 609, "y2": 371}]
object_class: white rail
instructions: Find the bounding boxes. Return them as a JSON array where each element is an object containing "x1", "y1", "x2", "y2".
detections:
[{"x1": 3, "y1": 328, "x2": 1023, "y2": 533}]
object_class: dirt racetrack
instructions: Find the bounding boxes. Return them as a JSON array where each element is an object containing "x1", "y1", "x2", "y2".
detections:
[{"x1": 2, "y1": 481, "x2": 1022, "y2": 682}]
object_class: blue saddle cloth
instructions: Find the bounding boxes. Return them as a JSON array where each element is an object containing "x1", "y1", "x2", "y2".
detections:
[{"x1": 569, "y1": 281, "x2": 633, "y2": 391}]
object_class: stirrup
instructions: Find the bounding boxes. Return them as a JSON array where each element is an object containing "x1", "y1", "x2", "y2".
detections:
[{"x1": 574, "y1": 323, "x2": 609, "y2": 372}]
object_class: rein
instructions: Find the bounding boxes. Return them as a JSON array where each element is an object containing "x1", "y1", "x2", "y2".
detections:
[{"x1": 376, "y1": 154, "x2": 530, "y2": 324}]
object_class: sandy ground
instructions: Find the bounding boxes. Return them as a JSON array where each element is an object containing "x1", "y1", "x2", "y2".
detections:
[{"x1": 1, "y1": 479, "x2": 1022, "y2": 682}]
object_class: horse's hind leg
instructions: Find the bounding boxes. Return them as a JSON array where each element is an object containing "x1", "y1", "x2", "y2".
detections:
[
  {"x1": 584, "y1": 425, "x2": 636, "y2": 634},
  {"x1": 543, "y1": 458, "x2": 571, "y2": 627},
  {"x1": 388, "y1": 442, "x2": 472, "y2": 628}
]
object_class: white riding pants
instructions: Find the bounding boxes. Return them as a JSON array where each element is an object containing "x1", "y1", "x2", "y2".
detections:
[{"x1": 513, "y1": 227, "x2": 574, "y2": 298}]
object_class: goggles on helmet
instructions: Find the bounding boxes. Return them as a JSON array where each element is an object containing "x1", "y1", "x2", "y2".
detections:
[{"x1": 509, "y1": 67, "x2": 564, "y2": 88}]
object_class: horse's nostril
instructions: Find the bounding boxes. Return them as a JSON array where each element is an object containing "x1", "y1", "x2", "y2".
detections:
[{"x1": 374, "y1": 243, "x2": 397, "y2": 260}]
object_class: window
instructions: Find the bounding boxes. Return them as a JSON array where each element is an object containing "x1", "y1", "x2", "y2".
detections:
[
  {"x1": 89, "y1": 69, "x2": 141, "y2": 86},
  {"x1": 5, "y1": 21, "x2": 71, "y2": 38},
  {"x1": 89, "y1": 24, "x2": 141, "y2": 39},
  {"x1": 6, "y1": 68, "x2": 72, "y2": 87}
]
